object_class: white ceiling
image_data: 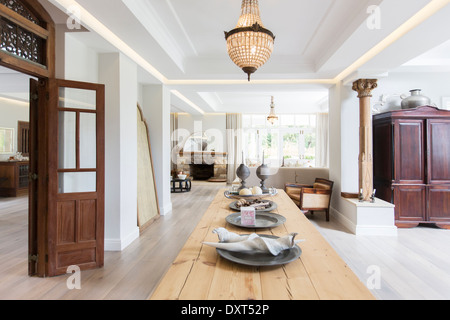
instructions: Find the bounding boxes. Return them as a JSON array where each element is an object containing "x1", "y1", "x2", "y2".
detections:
[{"x1": 2, "y1": 0, "x2": 450, "y2": 114}]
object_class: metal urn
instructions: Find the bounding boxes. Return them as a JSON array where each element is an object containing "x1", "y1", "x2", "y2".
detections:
[
  {"x1": 236, "y1": 153, "x2": 250, "y2": 191},
  {"x1": 256, "y1": 153, "x2": 270, "y2": 193},
  {"x1": 401, "y1": 89, "x2": 431, "y2": 109}
]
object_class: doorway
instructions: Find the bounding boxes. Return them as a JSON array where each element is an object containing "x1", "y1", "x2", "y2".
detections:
[
  {"x1": 0, "y1": 0, "x2": 105, "y2": 278},
  {"x1": 0, "y1": 68, "x2": 33, "y2": 285}
]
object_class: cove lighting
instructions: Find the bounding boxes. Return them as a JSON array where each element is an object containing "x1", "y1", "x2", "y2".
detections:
[
  {"x1": 334, "y1": 0, "x2": 450, "y2": 82},
  {"x1": 170, "y1": 90, "x2": 205, "y2": 115},
  {"x1": 49, "y1": 0, "x2": 168, "y2": 83}
]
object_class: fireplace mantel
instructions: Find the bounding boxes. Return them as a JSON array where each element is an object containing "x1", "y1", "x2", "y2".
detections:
[{"x1": 176, "y1": 151, "x2": 228, "y2": 181}]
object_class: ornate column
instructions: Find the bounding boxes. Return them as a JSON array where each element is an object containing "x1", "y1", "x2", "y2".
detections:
[{"x1": 352, "y1": 79, "x2": 378, "y2": 201}]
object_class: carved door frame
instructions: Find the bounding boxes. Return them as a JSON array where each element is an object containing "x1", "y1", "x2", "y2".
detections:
[
  {"x1": 0, "y1": 0, "x2": 55, "y2": 78},
  {"x1": 0, "y1": 0, "x2": 54, "y2": 276}
]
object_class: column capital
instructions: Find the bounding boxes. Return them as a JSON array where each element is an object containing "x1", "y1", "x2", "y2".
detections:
[{"x1": 352, "y1": 79, "x2": 378, "y2": 98}]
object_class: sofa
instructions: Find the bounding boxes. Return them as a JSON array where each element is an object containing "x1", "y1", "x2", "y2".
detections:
[{"x1": 245, "y1": 167, "x2": 330, "y2": 190}]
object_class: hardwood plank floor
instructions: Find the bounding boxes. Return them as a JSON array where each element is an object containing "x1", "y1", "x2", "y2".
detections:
[
  {"x1": 0, "y1": 182, "x2": 449, "y2": 300},
  {"x1": 307, "y1": 213, "x2": 450, "y2": 300}
]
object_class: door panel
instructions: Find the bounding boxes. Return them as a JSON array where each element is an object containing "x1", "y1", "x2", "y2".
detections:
[
  {"x1": 394, "y1": 120, "x2": 425, "y2": 184},
  {"x1": 28, "y1": 79, "x2": 39, "y2": 276},
  {"x1": 29, "y1": 79, "x2": 50, "y2": 277},
  {"x1": 57, "y1": 200, "x2": 76, "y2": 245},
  {"x1": 427, "y1": 120, "x2": 450, "y2": 185},
  {"x1": 428, "y1": 185, "x2": 450, "y2": 222},
  {"x1": 393, "y1": 185, "x2": 427, "y2": 223},
  {"x1": 44, "y1": 78, "x2": 104, "y2": 277}
]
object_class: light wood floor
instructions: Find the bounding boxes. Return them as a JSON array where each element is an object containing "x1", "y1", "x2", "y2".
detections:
[{"x1": 0, "y1": 181, "x2": 449, "y2": 300}]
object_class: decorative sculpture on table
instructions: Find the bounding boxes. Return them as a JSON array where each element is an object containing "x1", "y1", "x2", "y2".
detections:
[
  {"x1": 236, "y1": 152, "x2": 250, "y2": 191},
  {"x1": 256, "y1": 151, "x2": 270, "y2": 193}
]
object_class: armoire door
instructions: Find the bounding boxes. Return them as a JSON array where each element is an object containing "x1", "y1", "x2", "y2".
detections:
[
  {"x1": 394, "y1": 119, "x2": 426, "y2": 184},
  {"x1": 427, "y1": 185, "x2": 450, "y2": 225},
  {"x1": 393, "y1": 184, "x2": 427, "y2": 226},
  {"x1": 31, "y1": 78, "x2": 105, "y2": 277},
  {"x1": 427, "y1": 119, "x2": 450, "y2": 185}
]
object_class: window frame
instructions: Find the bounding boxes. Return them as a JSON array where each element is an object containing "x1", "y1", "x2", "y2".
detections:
[{"x1": 242, "y1": 114, "x2": 317, "y2": 168}]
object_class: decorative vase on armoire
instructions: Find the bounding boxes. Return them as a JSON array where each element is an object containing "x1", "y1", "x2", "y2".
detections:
[{"x1": 373, "y1": 105, "x2": 450, "y2": 229}]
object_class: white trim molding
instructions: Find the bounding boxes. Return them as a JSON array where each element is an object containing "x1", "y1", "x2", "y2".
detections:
[{"x1": 331, "y1": 197, "x2": 398, "y2": 236}]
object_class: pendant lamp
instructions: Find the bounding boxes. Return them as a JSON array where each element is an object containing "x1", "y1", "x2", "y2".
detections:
[
  {"x1": 267, "y1": 96, "x2": 278, "y2": 125},
  {"x1": 224, "y1": 0, "x2": 275, "y2": 81}
]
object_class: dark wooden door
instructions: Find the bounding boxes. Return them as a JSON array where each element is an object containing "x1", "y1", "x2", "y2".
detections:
[
  {"x1": 427, "y1": 185, "x2": 450, "y2": 225},
  {"x1": 32, "y1": 78, "x2": 105, "y2": 277},
  {"x1": 29, "y1": 79, "x2": 46, "y2": 276},
  {"x1": 427, "y1": 119, "x2": 450, "y2": 185},
  {"x1": 393, "y1": 184, "x2": 427, "y2": 227},
  {"x1": 394, "y1": 120, "x2": 425, "y2": 184}
]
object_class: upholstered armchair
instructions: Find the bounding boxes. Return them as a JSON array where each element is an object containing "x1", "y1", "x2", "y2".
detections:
[{"x1": 285, "y1": 178, "x2": 334, "y2": 221}]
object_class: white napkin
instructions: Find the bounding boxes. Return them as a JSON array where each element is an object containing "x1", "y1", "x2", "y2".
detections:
[{"x1": 203, "y1": 228, "x2": 305, "y2": 256}]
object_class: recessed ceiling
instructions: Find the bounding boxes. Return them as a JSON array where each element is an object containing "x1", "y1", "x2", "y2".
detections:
[{"x1": 30, "y1": 0, "x2": 450, "y2": 114}]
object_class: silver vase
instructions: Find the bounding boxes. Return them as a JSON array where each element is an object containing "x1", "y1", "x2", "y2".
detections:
[
  {"x1": 236, "y1": 163, "x2": 250, "y2": 191},
  {"x1": 256, "y1": 163, "x2": 270, "y2": 193},
  {"x1": 401, "y1": 89, "x2": 431, "y2": 109}
]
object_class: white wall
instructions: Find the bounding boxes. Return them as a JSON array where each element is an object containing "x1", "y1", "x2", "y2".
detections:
[
  {"x1": 64, "y1": 32, "x2": 99, "y2": 83},
  {"x1": 373, "y1": 72, "x2": 450, "y2": 111},
  {"x1": 60, "y1": 31, "x2": 140, "y2": 251},
  {"x1": 118, "y1": 55, "x2": 139, "y2": 244},
  {"x1": 99, "y1": 52, "x2": 139, "y2": 251},
  {"x1": 339, "y1": 84, "x2": 360, "y2": 194},
  {"x1": 328, "y1": 82, "x2": 344, "y2": 216},
  {"x1": 141, "y1": 85, "x2": 172, "y2": 216}
]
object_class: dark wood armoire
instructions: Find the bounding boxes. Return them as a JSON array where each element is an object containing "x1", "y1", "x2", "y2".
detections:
[{"x1": 373, "y1": 106, "x2": 450, "y2": 229}]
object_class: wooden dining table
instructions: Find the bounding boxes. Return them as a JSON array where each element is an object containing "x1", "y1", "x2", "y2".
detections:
[{"x1": 149, "y1": 189, "x2": 375, "y2": 300}]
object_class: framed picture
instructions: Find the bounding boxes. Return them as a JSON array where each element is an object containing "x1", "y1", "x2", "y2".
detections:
[
  {"x1": 0, "y1": 128, "x2": 14, "y2": 154},
  {"x1": 442, "y1": 97, "x2": 450, "y2": 110}
]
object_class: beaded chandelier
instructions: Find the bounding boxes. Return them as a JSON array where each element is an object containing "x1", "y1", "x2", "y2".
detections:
[
  {"x1": 224, "y1": 0, "x2": 275, "y2": 81},
  {"x1": 267, "y1": 96, "x2": 278, "y2": 125}
]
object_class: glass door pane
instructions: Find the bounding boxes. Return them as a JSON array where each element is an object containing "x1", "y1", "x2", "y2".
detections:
[
  {"x1": 58, "y1": 111, "x2": 76, "y2": 169},
  {"x1": 58, "y1": 172, "x2": 97, "y2": 193},
  {"x1": 79, "y1": 113, "x2": 97, "y2": 169},
  {"x1": 59, "y1": 87, "x2": 97, "y2": 110},
  {"x1": 57, "y1": 84, "x2": 99, "y2": 193}
]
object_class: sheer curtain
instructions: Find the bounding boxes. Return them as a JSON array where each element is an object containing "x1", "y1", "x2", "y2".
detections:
[
  {"x1": 170, "y1": 113, "x2": 178, "y2": 174},
  {"x1": 226, "y1": 114, "x2": 243, "y2": 184},
  {"x1": 315, "y1": 113, "x2": 329, "y2": 168}
]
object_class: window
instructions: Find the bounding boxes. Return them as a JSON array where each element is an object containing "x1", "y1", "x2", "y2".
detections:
[
  {"x1": 0, "y1": 128, "x2": 14, "y2": 154},
  {"x1": 242, "y1": 114, "x2": 317, "y2": 168}
]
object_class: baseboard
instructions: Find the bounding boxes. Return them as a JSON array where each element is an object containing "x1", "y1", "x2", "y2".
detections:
[
  {"x1": 330, "y1": 204, "x2": 398, "y2": 237},
  {"x1": 330, "y1": 207, "x2": 356, "y2": 234},
  {"x1": 160, "y1": 202, "x2": 172, "y2": 216},
  {"x1": 105, "y1": 227, "x2": 140, "y2": 252}
]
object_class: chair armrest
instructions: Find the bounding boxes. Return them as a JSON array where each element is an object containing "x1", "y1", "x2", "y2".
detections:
[
  {"x1": 301, "y1": 188, "x2": 332, "y2": 196},
  {"x1": 285, "y1": 183, "x2": 313, "y2": 189},
  {"x1": 285, "y1": 186, "x2": 301, "y2": 196}
]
